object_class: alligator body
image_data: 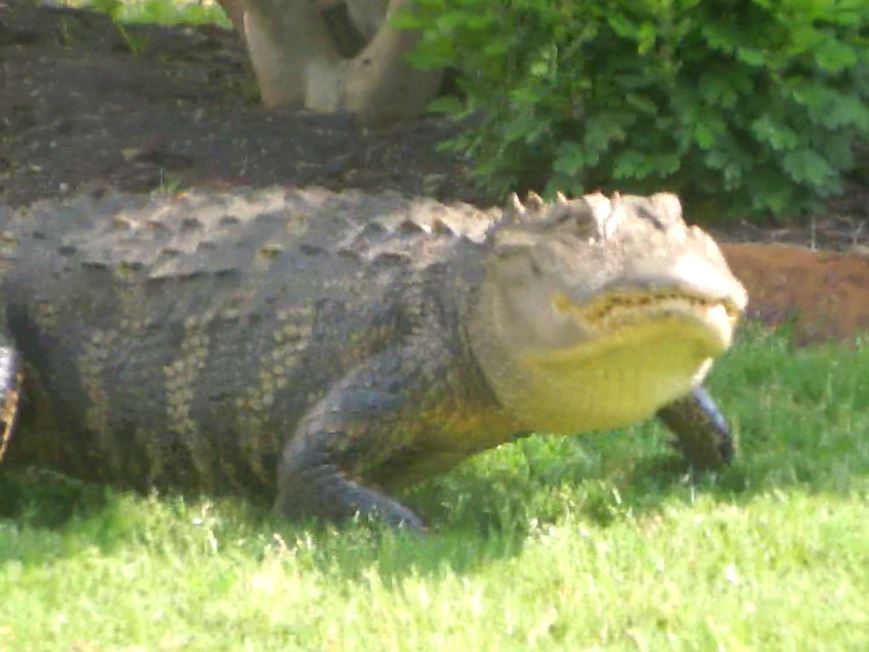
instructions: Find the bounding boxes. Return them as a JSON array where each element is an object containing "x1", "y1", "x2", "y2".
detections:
[{"x1": 0, "y1": 188, "x2": 747, "y2": 528}]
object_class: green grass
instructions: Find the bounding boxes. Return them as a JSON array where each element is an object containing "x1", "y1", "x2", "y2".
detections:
[
  {"x1": 63, "y1": 0, "x2": 232, "y2": 27},
  {"x1": 1, "y1": 327, "x2": 867, "y2": 651}
]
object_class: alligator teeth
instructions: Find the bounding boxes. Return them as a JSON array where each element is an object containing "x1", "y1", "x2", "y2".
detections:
[{"x1": 556, "y1": 292, "x2": 741, "y2": 324}]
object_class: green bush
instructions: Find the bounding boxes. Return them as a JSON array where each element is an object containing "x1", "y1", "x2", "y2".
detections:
[{"x1": 396, "y1": 0, "x2": 868, "y2": 218}]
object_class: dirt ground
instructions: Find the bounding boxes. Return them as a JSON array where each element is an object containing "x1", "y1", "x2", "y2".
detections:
[
  {"x1": 1, "y1": 2, "x2": 480, "y2": 203},
  {"x1": 2, "y1": 0, "x2": 868, "y2": 254}
]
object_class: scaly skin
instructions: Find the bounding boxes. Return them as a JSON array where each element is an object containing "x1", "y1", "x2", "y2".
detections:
[{"x1": 0, "y1": 187, "x2": 746, "y2": 529}]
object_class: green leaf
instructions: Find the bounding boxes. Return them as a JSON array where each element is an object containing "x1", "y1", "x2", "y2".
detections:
[
  {"x1": 789, "y1": 83, "x2": 869, "y2": 130},
  {"x1": 820, "y1": 133, "x2": 855, "y2": 170},
  {"x1": 607, "y1": 14, "x2": 638, "y2": 40},
  {"x1": 502, "y1": 111, "x2": 543, "y2": 145},
  {"x1": 583, "y1": 114, "x2": 629, "y2": 158},
  {"x1": 637, "y1": 21, "x2": 657, "y2": 54},
  {"x1": 750, "y1": 175, "x2": 795, "y2": 214},
  {"x1": 701, "y1": 23, "x2": 739, "y2": 52},
  {"x1": 625, "y1": 93, "x2": 658, "y2": 115},
  {"x1": 662, "y1": 154, "x2": 681, "y2": 174},
  {"x1": 552, "y1": 142, "x2": 587, "y2": 175},
  {"x1": 751, "y1": 115, "x2": 799, "y2": 151},
  {"x1": 782, "y1": 149, "x2": 835, "y2": 188},
  {"x1": 529, "y1": 59, "x2": 552, "y2": 79},
  {"x1": 691, "y1": 112, "x2": 727, "y2": 150},
  {"x1": 612, "y1": 150, "x2": 670, "y2": 180},
  {"x1": 694, "y1": 123, "x2": 717, "y2": 149},
  {"x1": 736, "y1": 47, "x2": 766, "y2": 67},
  {"x1": 814, "y1": 38, "x2": 858, "y2": 73},
  {"x1": 822, "y1": 95, "x2": 869, "y2": 131},
  {"x1": 699, "y1": 69, "x2": 753, "y2": 108}
]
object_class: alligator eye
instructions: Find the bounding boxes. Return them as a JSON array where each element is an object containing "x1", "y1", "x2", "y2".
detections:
[{"x1": 637, "y1": 206, "x2": 666, "y2": 230}]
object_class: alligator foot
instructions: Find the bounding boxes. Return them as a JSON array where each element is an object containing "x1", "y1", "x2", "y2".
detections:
[
  {"x1": 276, "y1": 459, "x2": 426, "y2": 530},
  {"x1": 657, "y1": 386, "x2": 735, "y2": 469}
]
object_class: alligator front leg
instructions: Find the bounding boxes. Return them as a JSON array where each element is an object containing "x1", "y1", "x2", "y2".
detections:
[
  {"x1": 656, "y1": 386, "x2": 734, "y2": 469},
  {"x1": 275, "y1": 342, "x2": 450, "y2": 530}
]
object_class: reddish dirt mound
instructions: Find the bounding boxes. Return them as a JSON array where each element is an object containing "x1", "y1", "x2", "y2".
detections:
[{"x1": 723, "y1": 244, "x2": 869, "y2": 343}]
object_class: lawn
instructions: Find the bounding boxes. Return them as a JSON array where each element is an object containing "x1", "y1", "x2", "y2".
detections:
[{"x1": 0, "y1": 327, "x2": 867, "y2": 651}]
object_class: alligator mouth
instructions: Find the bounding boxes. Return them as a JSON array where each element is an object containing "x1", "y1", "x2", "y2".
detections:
[
  {"x1": 503, "y1": 290, "x2": 741, "y2": 433},
  {"x1": 552, "y1": 290, "x2": 742, "y2": 356}
]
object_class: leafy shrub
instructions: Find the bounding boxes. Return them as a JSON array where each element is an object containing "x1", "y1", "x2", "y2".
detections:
[{"x1": 396, "y1": 0, "x2": 868, "y2": 218}]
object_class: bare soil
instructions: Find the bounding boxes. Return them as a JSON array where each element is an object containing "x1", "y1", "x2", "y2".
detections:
[
  {"x1": 2, "y1": 0, "x2": 868, "y2": 253},
  {"x1": 2, "y1": 2, "x2": 479, "y2": 205}
]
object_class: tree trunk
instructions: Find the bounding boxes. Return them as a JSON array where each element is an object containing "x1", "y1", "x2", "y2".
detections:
[{"x1": 216, "y1": 0, "x2": 443, "y2": 125}]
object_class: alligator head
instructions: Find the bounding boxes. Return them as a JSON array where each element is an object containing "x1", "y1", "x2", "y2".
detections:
[{"x1": 470, "y1": 191, "x2": 747, "y2": 434}]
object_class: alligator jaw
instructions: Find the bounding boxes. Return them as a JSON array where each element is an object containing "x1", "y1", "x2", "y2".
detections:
[
  {"x1": 488, "y1": 291, "x2": 742, "y2": 435},
  {"x1": 550, "y1": 291, "x2": 742, "y2": 359}
]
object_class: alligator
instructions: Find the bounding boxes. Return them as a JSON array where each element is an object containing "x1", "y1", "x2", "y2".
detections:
[{"x1": 0, "y1": 187, "x2": 747, "y2": 529}]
